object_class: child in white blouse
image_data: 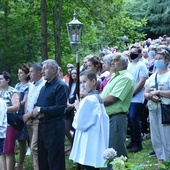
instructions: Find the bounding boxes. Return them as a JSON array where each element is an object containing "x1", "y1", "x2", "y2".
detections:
[{"x1": 69, "y1": 70, "x2": 109, "y2": 170}]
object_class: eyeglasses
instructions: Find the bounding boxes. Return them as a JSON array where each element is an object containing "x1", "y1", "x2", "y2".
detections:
[{"x1": 71, "y1": 72, "x2": 77, "y2": 75}]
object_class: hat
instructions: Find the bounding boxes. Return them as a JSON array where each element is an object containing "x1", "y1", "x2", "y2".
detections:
[{"x1": 67, "y1": 63, "x2": 74, "y2": 68}]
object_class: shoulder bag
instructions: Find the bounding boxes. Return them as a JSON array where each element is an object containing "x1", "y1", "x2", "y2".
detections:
[
  {"x1": 7, "y1": 113, "x2": 24, "y2": 130},
  {"x1": 155, "y1": 73, "x2": 170, "y2": 124}
]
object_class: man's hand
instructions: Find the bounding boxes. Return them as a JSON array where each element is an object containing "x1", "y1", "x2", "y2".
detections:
[
  {"x1": 23, "y1": 112, "x2": 32, "y2": 123},
  {"x1": 37, "y1": 114, "x2": 45, "y2": 119},
  {"x1": 26, "y1": 119, "x2": 33, "y2": 125},
  {"x1": 32, "y1": 106, "x2": 40, "y2": 118}
]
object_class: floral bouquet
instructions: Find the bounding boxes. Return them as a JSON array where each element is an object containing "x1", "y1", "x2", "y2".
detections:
[
  {"x1": 103, "y1": 148, "x2": 117, "y2": 164},
  {"x1": 103, "y1": 148, "x2": 128, "y2": 170}
]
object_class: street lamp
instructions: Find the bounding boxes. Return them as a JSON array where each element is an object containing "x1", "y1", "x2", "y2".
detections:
[
  {"x1": 122, "y1": 35, "x2": 128, "y2": 47},
  {"x1": 66, "y1": 11, "x2": 84, "y2": 98}
]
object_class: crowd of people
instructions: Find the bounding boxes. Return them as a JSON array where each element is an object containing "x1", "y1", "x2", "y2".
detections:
[{"x1": 0, "y1": 35, "x2": 170, "y2": 170}]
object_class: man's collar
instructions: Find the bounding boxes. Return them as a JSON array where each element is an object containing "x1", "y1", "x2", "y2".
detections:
[{"x1": 45, "y1": 76, "x2": 58, "y2": 86}]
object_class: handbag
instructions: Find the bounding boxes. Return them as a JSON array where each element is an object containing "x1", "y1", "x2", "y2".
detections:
[
  {"x1": 7, "y1": 113, "x2": 24, "y2": 130},
  {"x1": 160, "y1": 104, "x2": 170, "y2": 124},
  {"x1": 155, "y1": 73, "x2": 170, "y2": 124}
]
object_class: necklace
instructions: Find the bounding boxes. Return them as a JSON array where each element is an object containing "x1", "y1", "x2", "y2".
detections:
[
  {"x1": 0, "y1": 88, "x2": 8, "y2": 99},
  {"x1": 0, "y1": 90, "x2": 6, "y2": 99}
]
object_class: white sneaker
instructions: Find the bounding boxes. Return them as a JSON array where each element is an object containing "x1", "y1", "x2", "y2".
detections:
[
  {"x1": 26, "y1": 147, "x2": 31, "y2": 156},
  {"x1": 141, "y1": 133, "x2": 148, "y2": 140}
]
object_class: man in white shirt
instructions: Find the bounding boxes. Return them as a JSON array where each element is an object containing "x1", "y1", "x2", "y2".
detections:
[
  {"x1": 127, "y1": 45, "x2": 148, "y2": 152},
  {"x1": 23, "y1": 63, "x2": 45, "y2": 170}
]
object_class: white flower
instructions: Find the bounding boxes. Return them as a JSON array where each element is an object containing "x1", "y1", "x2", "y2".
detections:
[
  {"x1": 102, "y1": 148, "x2": 117, "y2": 160},
  {"x1": 111, "y1": 157, "x2": 125, "y2": 170},
  {"x1": 119, "y1": 155, "x2": 127, "y2": 162}
]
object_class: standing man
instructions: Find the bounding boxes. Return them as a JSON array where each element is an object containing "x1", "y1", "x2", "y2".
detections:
[
  {"x1": 100, "y1": 53, "x2": 134, "y2": 161},
  {"x1": 126, "y1": 45, "x2": 148, "y2": 152},
  {"x1": 33, "y1": 59, "x2": 68, "y2": 170},
  {"x1": 23, "y1": 63, "x2": 45, "y2": 170}
]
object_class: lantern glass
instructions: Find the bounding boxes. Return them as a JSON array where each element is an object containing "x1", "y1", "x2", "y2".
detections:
[{"x1": 67, "y1": 12, "x2": 84, "y2": 45}]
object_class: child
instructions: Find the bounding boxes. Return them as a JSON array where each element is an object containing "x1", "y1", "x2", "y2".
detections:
[
  {"x1": 69, "y1": 70, "x2": 109, "y2": 170},
  {"x1": 0, "y1": 98, "x2": 7, "y2": 161}
]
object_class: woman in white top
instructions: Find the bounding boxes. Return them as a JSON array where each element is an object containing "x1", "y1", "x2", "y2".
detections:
[{"x1": 145, "y1": 48, "x2": 170, "y2": 163}]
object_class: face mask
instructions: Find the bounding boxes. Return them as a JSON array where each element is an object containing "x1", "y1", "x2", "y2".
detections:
[
  {"x1": 130, "y1": 53, "x2": 139, "y2": 60},
  {"x1": 154, "y1": 60, "x2": 165, "y2": 70},
  {"x1": 148, "y1": 50, "x2": 156, "y2": 57}
]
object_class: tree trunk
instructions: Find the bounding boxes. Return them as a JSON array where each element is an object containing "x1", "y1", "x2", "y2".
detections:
[
  {"x1": 55, "y1": 0, "x2": 64, "y2": 66},
  {"x1": 41, "y1": 0, "x2": 48, "y2": 60}
]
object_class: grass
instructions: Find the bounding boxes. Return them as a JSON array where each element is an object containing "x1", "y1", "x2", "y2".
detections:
[{"x1": 16, "y1": 136, "x2": 164, "y2": 170}]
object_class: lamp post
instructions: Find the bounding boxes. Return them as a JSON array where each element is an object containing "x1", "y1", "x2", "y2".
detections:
[
  {"x1": 122, "y1": 35, "x2": 128, "y2": 47},
  {"x1": 66, "y1": 11, "x2": 84, "y2": 98}
]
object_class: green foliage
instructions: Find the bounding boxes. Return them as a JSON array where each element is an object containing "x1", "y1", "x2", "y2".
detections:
[
  {"x1": 124, "y1": 0, "x2": 170, "y2": 38},
  {"x1": 0, "y1": 0, "x2": 41, "y2": 84},
  {"x1": 0, "y1": 0, "x2": 147, "y2": 76}
]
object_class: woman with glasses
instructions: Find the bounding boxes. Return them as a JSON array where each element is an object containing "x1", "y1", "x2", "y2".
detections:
[{"x1": 144, "y1": 48, "x2": 170, "y2": 164}]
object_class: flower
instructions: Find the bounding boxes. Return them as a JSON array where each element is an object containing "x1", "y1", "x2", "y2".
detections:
[
  {"x1": 103, "y1": 148, "x2": 128, "y2": 170},
  {"x1": 102, "y1": 148, "x2": 117, "y2": 161},
  {"x1": 110, "y1": 156, "x2": 127, "y2": 170}
]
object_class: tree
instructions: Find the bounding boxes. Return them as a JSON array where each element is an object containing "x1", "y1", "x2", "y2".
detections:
[
  {"x1": 124, "y1": 0, "x2": 170, "y2": 38},
  {"x1": 0, "y1": 0, "x2": 41, "y2": 83},
  {"x1": 0, "y1": 0, "x2": 147, "y2": 78},
  {"x1": 41, "y1": 0, "x2": 48, "y2": 60},
  {"x1": 144, "y1": 0, "x2": 170, "y2": 38}
]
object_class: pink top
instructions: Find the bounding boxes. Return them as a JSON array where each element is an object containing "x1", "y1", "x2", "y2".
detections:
[{"x1": 99, "y1": 76, "x2": 110, "y2": 93}]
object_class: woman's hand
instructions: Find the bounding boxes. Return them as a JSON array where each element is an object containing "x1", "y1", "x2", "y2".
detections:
[
  {"x1": 150, "y1": 90, "x2": 161, "y2": 103},
  {"x1": 151, "y1": 95, "x2": 161, "y2": 103}
]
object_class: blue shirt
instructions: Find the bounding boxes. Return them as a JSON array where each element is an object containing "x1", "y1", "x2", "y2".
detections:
[{"x1": 36, "y1": 77, "x2": 68, "y2": 121}]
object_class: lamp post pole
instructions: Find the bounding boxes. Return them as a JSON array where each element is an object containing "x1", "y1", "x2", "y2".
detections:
[
  {"x1": 66, "y1": 11, "x2": 84, "y2": 170},
  {"x1": 66, "y1": 11, "x2": 84, "y2": 98}
]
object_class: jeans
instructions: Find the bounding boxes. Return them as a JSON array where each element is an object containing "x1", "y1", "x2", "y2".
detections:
[{"x1": 128, "y1": 102, "x2": 143, "y2": 145}]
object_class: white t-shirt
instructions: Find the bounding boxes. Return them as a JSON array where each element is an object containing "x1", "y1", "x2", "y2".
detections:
[
  {"x1": 26, "y1": 78, "x2": 46, "y2": 113},
  {"x1": 128, "y1": 60, "x2": 148, "y2": 103}
]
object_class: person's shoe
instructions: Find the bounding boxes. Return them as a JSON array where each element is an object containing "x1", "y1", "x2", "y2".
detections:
[
  {"x1": 126, "y1": 142, "x2": 133, "y2": 149},
  {"x1": 141, "y1": 133, "x2": 149, "y2": 140},
  {"x1": 128, "y1": 144, "x2": 143, "y2": 153},
  {"x1": 149, "y1": 150, "x2": 156, "y2": 157}
]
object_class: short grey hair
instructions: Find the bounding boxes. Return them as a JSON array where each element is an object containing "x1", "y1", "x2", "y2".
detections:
[
  {"x1": 30, "y1": 63, "x2": 42, "y2": 71},
  {"x1": 120, "y1": 55, "x2": 129, "y2": 67},
  {"x1": 42, "y1": 59, "x2": 59, "y2": 72},
  {"x1": 113, "y1": 52, "x2": 128, "y2": 69},
  {"x1": 102, "y1": 53, "x2": 114, "y2": 66}
]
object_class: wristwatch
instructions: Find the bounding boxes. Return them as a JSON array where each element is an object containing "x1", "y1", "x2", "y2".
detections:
[{"x1": 37, "y1": 107, "x2": 41, "y2": 114}]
